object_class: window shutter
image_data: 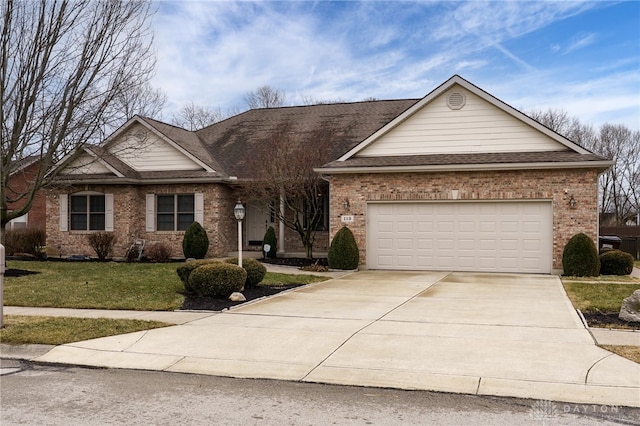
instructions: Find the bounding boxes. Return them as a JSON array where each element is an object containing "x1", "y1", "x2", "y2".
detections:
[
  {"x1": 105, "y1": 194, "x2": 114, "y2": 231},
  {"x1": 146, "y1": 194, "x2": 155, "y2": 232},
  {"x1": 59, "y1": 194, "x2": 68, "y2": 231},
  {"x1": 194, "y1": 193, "x2": 204, "y2": 225}
]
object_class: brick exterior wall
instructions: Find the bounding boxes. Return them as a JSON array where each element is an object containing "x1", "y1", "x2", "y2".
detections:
[
  {"x1": 328, "y1": 168, "x2": 601, "y2": 272},
  {"x1": 46, "y1": 183, "x2": 329, "y2": 259},
  {"x1": 7, "y1": 161, "x2": 46, "y2": 230},
  {"x1": 46, "y1": 183, "x2": 238, "y2": 259}
]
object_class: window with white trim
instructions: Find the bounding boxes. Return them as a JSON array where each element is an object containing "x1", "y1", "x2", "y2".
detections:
[
  {"x1": 70, "y1": 194, "x2": 106, "y2": 230},
  {"x1": 8, "y1": 213, "x2": 28, "y2": 230},
  {"x1": 156, "y1": 194, "x2": 195, "y2": 231}
]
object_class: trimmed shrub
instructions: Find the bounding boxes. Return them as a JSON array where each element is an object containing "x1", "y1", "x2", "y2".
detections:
[
  {"x1": 262, "y1": 226, "x2": 278, "y2": 259},
  {"x1": 182, "y1": 222, "x2": 209, "y2": 259},
  {"x1": 87, "y1": 232, "x2": 117, "y2": 261},
  {"x1": 177, "y1": 259, "x2": 218, "y2": 291},
  {"x1": 328, "y1": 226, "x2": 359, "y2": 270},
  {"x1": 4, "y1": 228, "x2": 46, "y2": 259},
  {"x1": 600, "y1": 250, "x2": 634, "y2": 276},
  {"x1": 188, "y1": 262, "x2": 247, "y2": 298},
  {"x1": 562, "y1": 233, "x2": 600, "y2": 277},
  {"x1": 225, "y1": 257, "x2": 267, "y2": 289},
  {"x1": 146, "y1": 242, "x2": 172, "y2": 262}
]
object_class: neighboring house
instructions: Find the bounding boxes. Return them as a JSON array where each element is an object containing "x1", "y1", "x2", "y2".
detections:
[
  {"x1": 6, "y1": 156, "x2": 46, "y2": 231},
  {"x1": 46, "y1": 75, "x2": 610, "y2": 273}
]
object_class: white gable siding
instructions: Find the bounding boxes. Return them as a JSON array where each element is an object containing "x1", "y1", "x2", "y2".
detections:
[
  {"x1": 357, "y1": 87, "x2": 565, "y2": 157},
  {"x1": 60, "y1": 153, "x2": 112, "y2": 174},
  {"x1": 109, "y1": 124, "x2": 202, "y2": 171}
]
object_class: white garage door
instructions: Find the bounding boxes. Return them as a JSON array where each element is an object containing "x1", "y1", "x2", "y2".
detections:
[{"x1": 367, "y1": 202, "x2": 552, "y2": 273}]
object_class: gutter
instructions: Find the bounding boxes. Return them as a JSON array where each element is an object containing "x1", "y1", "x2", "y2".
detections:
[{"x1": 314, "y1": 160, "x2": 613, "y2": 174}]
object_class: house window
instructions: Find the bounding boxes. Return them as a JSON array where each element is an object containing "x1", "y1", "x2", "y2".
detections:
[
  {"x1": 8, "y1": 213, "x2": 28, "y2": 230},
  {"x1": 156, "y1": 194, "x2": 194, "y2": 231},
  {"x1": 70, "y1": 194, "x2": 105, "y2": 230}
]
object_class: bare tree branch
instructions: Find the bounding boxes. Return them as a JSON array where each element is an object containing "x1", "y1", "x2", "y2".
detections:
[
  {"x1": 171, "y1": 101, "x2": 224, "y2": 130},
  {"x1": 1, "y1": 0, "x2": 156, "y2": 238},
  {"x1": 530, "y1": 108, "x2": 639, "y2": 225},
  {"x1": 244, "y1": 85, "x2": 286, "y2": 109},
  {"x1": 242, "y1": 120, "x2": 336, "y2": 258}
]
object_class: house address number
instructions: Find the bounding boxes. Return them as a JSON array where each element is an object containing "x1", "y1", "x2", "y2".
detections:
[{"x1": 341, "y1": 215, "x2": 354, "y2": 223}]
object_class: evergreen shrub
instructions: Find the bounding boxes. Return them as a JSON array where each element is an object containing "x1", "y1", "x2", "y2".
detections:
[
  {"x1": 328, "y1": 226, "x2": 359, "y2": 270},
  {"x1": 262, "y1": 226, "x2": 278, "y2": 259},
  {"x1": 562, "y1": 233, "x2": 600, "y2": 277},
  {"x1": 599, "y1": 249, "x2": 634, "y2": 276},
  {"x1": 225, "y1": 257, "x2": 267, "y2": 289},
  {"x1": 188, "y1": 262, "x2": 246, "y2": 298},
  {"x1": 182, "y1": 222, "x2": 209, "y2": 259},
  {"x1": 177, "y1": 259, "x2": 218, "y2": 291}
]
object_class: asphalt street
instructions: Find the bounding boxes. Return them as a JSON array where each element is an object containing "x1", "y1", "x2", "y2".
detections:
[{"x1": 1, "y1": 359, "x2": 638, "y2": 425}]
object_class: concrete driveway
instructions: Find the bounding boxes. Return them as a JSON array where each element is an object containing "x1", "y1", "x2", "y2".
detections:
[{"x1": 36, "y1": 271, "x2": 640, "y2": 407}]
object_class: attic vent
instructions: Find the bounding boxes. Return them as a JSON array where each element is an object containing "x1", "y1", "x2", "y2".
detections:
[{"x1": 446, "y1": 91, "x2": 466, "y2": 110}]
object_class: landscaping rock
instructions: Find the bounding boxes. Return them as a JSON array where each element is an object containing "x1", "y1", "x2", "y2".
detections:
[
  {"x1": 229, "y1": 292, "x2": 246, "y2": 302},
  {"x1": 619, "y1": 290, "x2": 640, "y2": 323}
]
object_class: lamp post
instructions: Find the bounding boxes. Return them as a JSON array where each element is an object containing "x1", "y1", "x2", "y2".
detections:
[{"x1": 234, "y1": 201, "x2": 245, "y2": 268}]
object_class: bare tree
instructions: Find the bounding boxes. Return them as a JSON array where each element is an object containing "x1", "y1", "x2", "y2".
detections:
[
  {"x1": 243, "y1": 120, "x2": 336, "y2": 258},
  {"x1": 530, "y1": 108, "x2": 639, "y2": 225},
  {"x1": 110, "y1": 82, "x2": 168, "y2": 124},
  {"x1": 300, "y1": 95, "x2": 348, "y2": 106},
  {"x1": 171, "y1": 101, "x2": 224, "y2": 130},
  {"x1": 0, "y1": 0, "x2": 156, "y2": 240},
  {"x1": 245, "y1": 85, "x2": 286, "y2": 109}
]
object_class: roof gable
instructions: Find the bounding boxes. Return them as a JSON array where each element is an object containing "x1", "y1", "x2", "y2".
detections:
[
  {"x1": 339, "y1": 75, "x2": 591, "y2": 161},
  {"x1": 106, "y1": 121, "x2": 210, "y2": 172},
  {"x1": 356, "y1": 84, "x2": 568, "y2": 157}
]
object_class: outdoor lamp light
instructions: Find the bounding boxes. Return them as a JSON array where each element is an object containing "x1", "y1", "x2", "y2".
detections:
[
  {"x1": 234, "y1": 201, "x2": 245, "y2": 268},
  {"x1": 343, "y1": 198, "x2": 350, "y2": 211},
  {"x1": 569, "y1": 196, "x2": 576, "y2": 209},
  {"x1": 234, "y1": 201, "x2": 246, "y2": 220}
]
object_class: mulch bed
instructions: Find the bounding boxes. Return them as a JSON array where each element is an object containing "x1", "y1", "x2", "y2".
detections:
[
  {"x1": 581, "y1": 311, "x2": 640, "y2": 330},
  {"x1": 181, "y1": 284, "x2": 303, "y2": 311}
]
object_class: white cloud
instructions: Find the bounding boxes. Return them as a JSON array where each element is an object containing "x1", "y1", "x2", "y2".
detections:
[{"x1": 148, "y1": 1, "x2": 639, "y2": 130}]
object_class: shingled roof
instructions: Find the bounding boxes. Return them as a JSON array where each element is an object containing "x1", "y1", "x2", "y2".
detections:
[
  {"x1": 194, "y1": 100, "x2": 419, "y2": 179},
  {"x1": 54, "y1": 74, "x2": 611, "y2": 184}
]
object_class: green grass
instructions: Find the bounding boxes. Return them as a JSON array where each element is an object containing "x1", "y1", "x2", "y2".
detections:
[
  {"x1": 260, "y1": 272, "x2": 329, "y2": 286},
  {"x1": 562, "y1": 282, "x2": 640, "y2": 312},
  {"x1": 3, "y1": 260, "x2": 329, "y2": 311},
  {"x1": 4, "y1": 261, "x2": 186, "y2": 311},
  {"x1": 0, "y1": 315, "x2": 170, "y2": 345}
]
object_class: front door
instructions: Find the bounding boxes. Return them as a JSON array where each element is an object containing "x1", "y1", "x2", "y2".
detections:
[{"x1": 246, "y1": 203, "x2": 274, "y2": 246}]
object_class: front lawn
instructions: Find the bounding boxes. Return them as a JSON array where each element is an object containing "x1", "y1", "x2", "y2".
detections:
[
  {"x1": 0, "y1": 315, "x2": 171, "y2": 345},
  {"x1": 562, "y1": 282, "x2": 640, "y2": 313},
  {"x1": 562, "y1": 279, "x2": 640, "y2": 364},
  {"x1": 3, "y1": 260, "x2": 328, "y2": 311}
]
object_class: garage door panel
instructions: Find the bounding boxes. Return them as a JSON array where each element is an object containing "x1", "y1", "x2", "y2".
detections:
[{"x1": 368, "y1": 202, "x2": 552, "y2": 273}]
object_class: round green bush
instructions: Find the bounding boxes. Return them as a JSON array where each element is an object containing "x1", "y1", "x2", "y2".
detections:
[
  {"x1": 188, "y1": 263, "x2": 247, "y2": 298},
  {"x1": 177, "y1": 259, "x2": 218, "y2": 291},
  {"x1": 328, "y1": 226, "x2": 359, "y2": 270},
  {"x1": 599, "y1": 249, "x2": 634, "y2": 276},
  {"x1": 182, "y1": 222, "x2": 209, "y2": 259},
  {"x1": 562, "y1": 233, "x2": 600, "y2": 277},
  {"x1": 225, "y1": 257, "x2": 267, "y2": 289},
  {"x1": 263, "y1": 226, "x2": 278, "y2": 259}
]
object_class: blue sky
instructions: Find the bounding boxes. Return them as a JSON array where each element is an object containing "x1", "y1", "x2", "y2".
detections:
[{"x1": 152, "y1": 1, "x2": 640, "y2": 130}]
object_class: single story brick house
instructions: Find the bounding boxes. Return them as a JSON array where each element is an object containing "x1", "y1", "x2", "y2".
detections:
[{"x1": 46, "y1": 75, "x2": 610, "y2": 273}]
